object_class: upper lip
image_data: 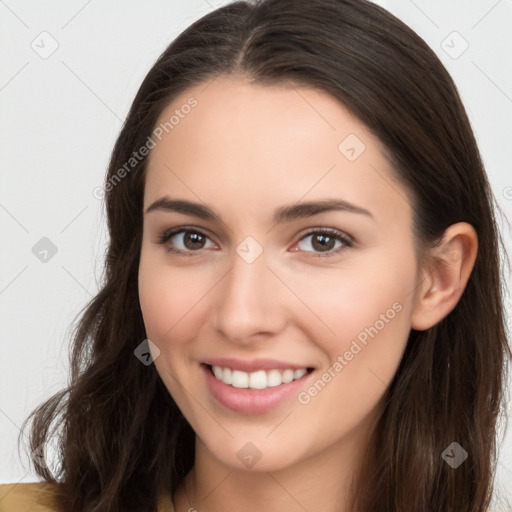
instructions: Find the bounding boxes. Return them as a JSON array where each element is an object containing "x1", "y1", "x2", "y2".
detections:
[{"x1": 202, "y1": 357, "x2": 314, "y2": 373}]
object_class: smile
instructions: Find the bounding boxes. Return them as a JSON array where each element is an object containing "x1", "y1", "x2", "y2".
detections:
[
  {"x1": 202, "y1": 362, "x2": 315, "y2": 414},
  {"x1": 210, "y1": 365, "x2": 311, "y2": 390}
]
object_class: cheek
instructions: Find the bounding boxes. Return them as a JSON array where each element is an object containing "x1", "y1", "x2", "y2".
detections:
[
  {"x1": 138, "y1": 258, "x2": 173, "y2": 342},
  {"x1": 290, "y1": 252, "x2": 415, "y2": 351},
  {"x1": 138, "y1": 249, "x2": 206, "y2": 343},
  {"x1": 289, "y1": 246, "x2": 416, "y2": 398},
  {"x1": 138, "y1": 255, "x2": 202, "y2": 410},
  {"x1": 291, "y1": 250, "x2": 416, "y2": 430}
]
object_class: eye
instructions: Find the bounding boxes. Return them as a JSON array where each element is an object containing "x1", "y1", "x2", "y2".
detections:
[
  {"x1": 155, "y1": 226, "x2": 353, "y2": 258},
  {"x1": 156, "y1": 227, "x2": 217, "y2": 256},
  {"x1": 292, "y1": 228, "x2": 353, "y2": 257}
]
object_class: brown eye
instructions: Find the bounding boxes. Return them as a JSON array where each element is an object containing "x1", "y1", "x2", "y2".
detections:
[
  {"x1": 182, "y1": 232, "x2": 206, "y2": 250},
  {"x1": 311, "y1": 233, "x2": 337, "y2": 252},
  {"x1": 294, "y1": 228, "x2": 353, "y2": 257},
  {"x1": 157, "y1": 228, "x2": 216, "y2": 255}
]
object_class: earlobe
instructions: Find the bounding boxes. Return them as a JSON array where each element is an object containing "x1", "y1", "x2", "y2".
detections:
[{"x1": 411, "y1": 222, "x2": 478, "y2": 331}]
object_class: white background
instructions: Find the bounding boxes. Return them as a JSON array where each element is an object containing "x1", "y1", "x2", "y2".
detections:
[{"x1": 1, "y1": 0, "x2": 511, "y2": 503}]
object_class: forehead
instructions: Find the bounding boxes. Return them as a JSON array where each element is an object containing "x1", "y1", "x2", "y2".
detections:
[{"x1": 144, "y1": 75, "x2": 413, "y2": 229}]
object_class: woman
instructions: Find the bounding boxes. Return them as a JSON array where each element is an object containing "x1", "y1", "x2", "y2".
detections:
[{"x1": 1, "y1": 0, "x2": 510, "y2": 510}]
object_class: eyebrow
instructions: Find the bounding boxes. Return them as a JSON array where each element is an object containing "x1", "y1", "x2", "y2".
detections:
[{"x1": 144, "y1": 196, "x2": 374, "y2": 223}]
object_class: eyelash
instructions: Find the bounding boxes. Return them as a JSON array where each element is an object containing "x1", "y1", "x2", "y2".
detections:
[{"x1": 156, "y1": 226, "x2": 354, "y2": 258}]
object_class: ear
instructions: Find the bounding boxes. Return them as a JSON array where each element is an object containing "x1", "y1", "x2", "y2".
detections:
[{"x1": 411, "y1": 222, "x2": 478, "y2": 331}]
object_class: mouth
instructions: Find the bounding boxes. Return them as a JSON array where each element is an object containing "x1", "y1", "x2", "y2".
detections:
[
  {"x1": 204, "y1": 363, "x2": 315, "y2": 390},
  {"x1": 201, "y1": 362, "x2": 315, "y2": 414}
]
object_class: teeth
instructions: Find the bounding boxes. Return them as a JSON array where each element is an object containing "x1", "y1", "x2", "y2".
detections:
[
  {"x1": 294, "y1": 368, "x2": 307, "y2": 379},
  {"x1": 231, "y1": 370, "x2": 249, "y2": 388},
  {"x1": 249, "y1": 370, "x2": 267, "y2": 390},
  {"x1": 267, "y1": 369, "x2": 282, "y2": 387},
  {"x1": 223, "y1": 367, "x2": 232, "y2": 385},
  {"x1": 211, "y1": 365, "x2": 309, "y2": 390},
  {"x1": 282, "y1": 369, "x2": 294, "y2": 383}
]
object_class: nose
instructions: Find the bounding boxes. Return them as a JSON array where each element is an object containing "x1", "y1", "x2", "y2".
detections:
[{"x1": 211, "y1": 246, "x2": 288, "y2": 344}]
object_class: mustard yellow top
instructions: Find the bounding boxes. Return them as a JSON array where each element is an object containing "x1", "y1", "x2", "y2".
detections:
[{"x1": 0, "y1": 482, "x2": 175, "y2": 512}]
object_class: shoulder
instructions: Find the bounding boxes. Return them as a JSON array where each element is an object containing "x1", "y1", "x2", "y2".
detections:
[
  {"x1": 0, "y1": 482, "x2": 61, "y2": 512},
  {"x1": 0, "y1": 482, "x2": 175, "y2": 512},
  {"x1": 157, "y1": 490, "x2": 175, "y2": 512}
]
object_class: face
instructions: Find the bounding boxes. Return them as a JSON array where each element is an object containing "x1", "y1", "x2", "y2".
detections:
[{"x1": 138, "y1": 75, "x2": 421, "y2": 472}]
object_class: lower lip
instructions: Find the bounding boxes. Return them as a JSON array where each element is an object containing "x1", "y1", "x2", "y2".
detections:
[{"x1": 202, "y1": 364, "x2": 313, "y2": 414}]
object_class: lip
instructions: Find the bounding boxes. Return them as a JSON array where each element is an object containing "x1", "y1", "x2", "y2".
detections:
[
  {"x1": 202, "y1": 357, "x2": 314, "y2": 373},
  {"x1": 201, "y1": 363, "x2": 315, "y2": 414}
]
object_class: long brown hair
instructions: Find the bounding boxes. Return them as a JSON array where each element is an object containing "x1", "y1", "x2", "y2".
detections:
[{"x1": 19, "y1": 0, "x2": 511, "y2": 510}]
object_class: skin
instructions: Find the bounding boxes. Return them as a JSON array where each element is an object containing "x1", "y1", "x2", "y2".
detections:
[{"x1": 138, "y1": 75, "x2": 478, "y2": 512}]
